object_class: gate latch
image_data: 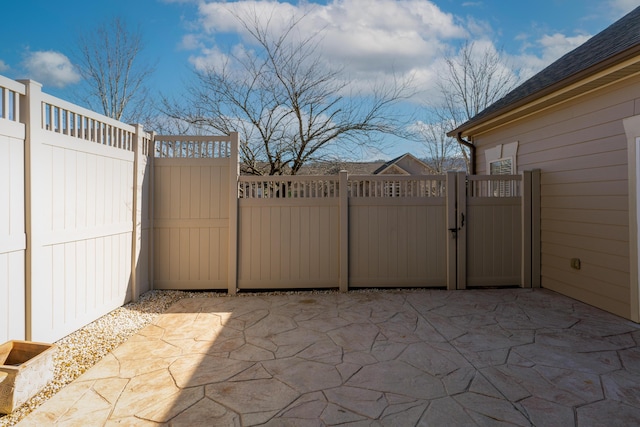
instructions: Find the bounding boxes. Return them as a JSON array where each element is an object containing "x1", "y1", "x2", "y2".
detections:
[{"x1": 449, "y1": 212, "x2": 465, "y2": 237}]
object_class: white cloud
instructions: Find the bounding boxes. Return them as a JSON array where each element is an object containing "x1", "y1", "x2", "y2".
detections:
[
  {"x1": 316, "y1": 0, "x2": 464, "y2": 73},
  {"x1": 515, "y1": 33, "x2": 591, "y2": 80},
  {"x1": 180, "y1": 33, "x2": 204, "y2": 50},
  {"x1": 179, "y1": 0, "x2": 605, "y2": 105},
  {"x1": 609, "y1": 0, "x2": 638, "y2": 15},
  {"x1": 187, "y1": 0, "x2": 467, "y2": 95},
  {"x1": 0, "y1": 60, "x2": 9, "y2": 73},
  {"x1": 538, "y1": 33, "x2": 591, "y2": 62},
  {"x1": 189, "y1": 45, "x2": 231, "y2": 71},
  {"x1": 22, "y1": 51, "x2": 81, "y2": 88}
]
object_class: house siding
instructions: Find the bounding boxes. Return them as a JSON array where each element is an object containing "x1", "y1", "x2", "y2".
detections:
[{"x1": 474, "y1": 74, "x2": 640, "y2": 319}]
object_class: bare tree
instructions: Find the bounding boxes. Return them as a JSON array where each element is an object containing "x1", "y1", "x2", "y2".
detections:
[
  {"x1": 421, "y1": 41, "x2": 520, "y2": 171},
  {"x1": 415, "y1": 118, "x2": 465, "y2": 174},
  {"x1": 164, "y1": 9, "x2": 412, "y2": 175},
  {"x1": 75, "y1": 17, "x2": 155, "y2": 122}
]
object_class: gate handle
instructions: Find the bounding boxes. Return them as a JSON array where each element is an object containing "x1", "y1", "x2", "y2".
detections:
[{"x1": 449, "y1": 212, "x2": 465, "y2": 236}]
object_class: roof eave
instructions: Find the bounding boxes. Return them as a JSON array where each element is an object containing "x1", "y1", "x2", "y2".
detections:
[{"x1": 447, "y1": 45, "x2": 640, "y2": 138}]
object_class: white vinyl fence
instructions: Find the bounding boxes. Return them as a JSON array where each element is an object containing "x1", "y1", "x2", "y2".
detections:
[
  {"x1": 0, "y1": 76, "x2": 26, "y2": 342},
  {"x1": 0, "y1": 78, "x2": 151, "y2": 343}
]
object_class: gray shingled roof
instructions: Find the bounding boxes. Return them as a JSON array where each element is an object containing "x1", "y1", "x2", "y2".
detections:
[
  {"x1": 372, "y1": 153, "x2": 406, "y2": 175},
  {"x1": 449, "y1": 6, "x2": 640, "y2": 136}
]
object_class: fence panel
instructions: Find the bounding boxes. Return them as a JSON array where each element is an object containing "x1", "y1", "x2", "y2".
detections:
[
  {"x1": 26, "y1": 83, "x2": 140, "y2": 342},
  {"x1": 152, "y1": 136, "x2": 233, "y2": 290},
  {"x1": 0, "y1": 77, "x2": 26, "y2": 342},
  {"x1": 465, "y1": 175, "x2": 523, "y2": 286},
  {"x1": 348, "y1": 175, "x2": 448, "y2": 287},
  {"x1": 238, "y1": 176, "x2": 340, "y2": 289},
  {"x1": 31, "y1": 129, "x2": 136, "y2": 342}
]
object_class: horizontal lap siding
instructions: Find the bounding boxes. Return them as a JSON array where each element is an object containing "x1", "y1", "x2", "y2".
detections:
[
  {"x1": 349, "y1": 198, "x2": 446, "y2": 287},
  {"x1": 238, "y1": 200, "x2": 340, "y2": 289},
  {"x1": 475, "y1": 76, "x2": 640, "y2": 318},
  {"x1": 0, "y1": 128, "x2": 26, "y2": 342},
  {"x1": 31, "y1": 134, "x2": 135, "y2": 342},
  {"x1": 153, "y1": 159, "x2": 229, "y2": 290}
]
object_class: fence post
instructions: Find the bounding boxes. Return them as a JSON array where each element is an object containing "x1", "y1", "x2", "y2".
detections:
[
  {"x1": 446, "y1": 172, "x2": 457, "y2": 290},
  {"x1": 228, "y1": 132, "x2": 239, "y2": 295},
  {"x1": 18, "y1": 79, "x2": 44, "y2": 341},
  {"x1": 339, "y1": 170, "x2": 349, "y2": 292},
  {"x1": 456, "y1": 172, "x2": 467, "y2": 290},
  {"x1": 148, "y1": 131, "x2": 155, "y2": 291},
  {"x1": 521, "y1": 171, "x2": 532, "y2": 288},
  {"x1": 130, "y1": 124, "x2": 145, "y2": 301}
]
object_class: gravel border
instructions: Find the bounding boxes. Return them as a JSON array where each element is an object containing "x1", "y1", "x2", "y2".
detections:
[{"x1": 0, "y1": 288, "x2": 351, "y2": 426}]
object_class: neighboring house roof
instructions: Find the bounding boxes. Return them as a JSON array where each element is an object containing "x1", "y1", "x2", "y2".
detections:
[
  {"x1": 296, "y1": 161, "x2": 385, "y2": 175},
  {"x1": 372, "y1": 153, "x2": 435, "y2": 175},
  {"x1": 240, "y1": 161, "x2": 386, "y2": 175},
  {"x1": 449, "y1": 5, "x2": 640, "y2": 137},
  {"x1": 240, "y1": 153, "x2": 434, "y2": 176},
  {"x1": 372, "y1": 154, "x2": 405, "y2": 175}
]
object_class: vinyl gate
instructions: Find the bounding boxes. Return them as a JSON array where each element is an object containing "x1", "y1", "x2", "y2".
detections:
[
  {"x1": 151, "y1": 136, "x2": 540, "y2": 292},
  {"x1": 454, "y1": 173, "x2": 540, "y2": 289}
]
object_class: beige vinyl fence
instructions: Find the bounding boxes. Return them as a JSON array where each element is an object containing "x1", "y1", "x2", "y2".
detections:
[
  {"x1": 152, "y1": 136, "x2": 236, "y2": 290},
  {"x1": 347, "y1": 175, "x2": 449, "y2": 288},
  {"x1": 152, "y1": 136, "x2": 540, "y2": 294},
  {"x1": 456, "y1": 173, "x2": 540, "y2": 289},
  {"x1": 237, "y1": 175, "x2": 342, "y2": 290}
]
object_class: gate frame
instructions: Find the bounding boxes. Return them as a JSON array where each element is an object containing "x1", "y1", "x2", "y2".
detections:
[{"x1": 445, "y1": 170, "x2": 540, "y2": 290}]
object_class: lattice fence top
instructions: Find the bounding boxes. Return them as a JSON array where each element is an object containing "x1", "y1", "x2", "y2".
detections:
[{"x1": 154, "y1": 136, "x2": 232, "y2": 159}]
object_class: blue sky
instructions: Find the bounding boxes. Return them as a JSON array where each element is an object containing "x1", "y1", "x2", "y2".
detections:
[{"x1": 0, "y1": 0, "x2": 637, "y2": 158}]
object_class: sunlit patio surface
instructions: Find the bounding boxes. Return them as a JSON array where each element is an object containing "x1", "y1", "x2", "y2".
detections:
[{"x1": 18, "y1": 288, "x2": 640, "y2": 426}]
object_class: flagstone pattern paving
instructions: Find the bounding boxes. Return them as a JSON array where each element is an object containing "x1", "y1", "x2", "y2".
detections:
[{"x1": 18, "y1": 289, "x2": 640, "y2": 426}]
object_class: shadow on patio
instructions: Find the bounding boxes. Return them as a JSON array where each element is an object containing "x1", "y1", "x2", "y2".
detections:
[{"x1": 18, "y1": 288, "x2": 640, "y2": 426}]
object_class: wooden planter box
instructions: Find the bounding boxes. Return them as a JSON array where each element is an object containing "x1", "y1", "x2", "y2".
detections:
[{"x1": 0, "y1": 341, "x2": 56, "y2": 414}]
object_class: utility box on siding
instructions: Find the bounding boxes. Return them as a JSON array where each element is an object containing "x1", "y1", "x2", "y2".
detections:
[{"x1": 0, "y1": 341, "x2": 56, "y2": 414}]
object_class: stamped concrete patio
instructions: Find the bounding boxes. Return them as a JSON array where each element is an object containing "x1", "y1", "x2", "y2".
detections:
[{"x1": 18, "y1": 288, "x2": 640, "y2": 426}]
